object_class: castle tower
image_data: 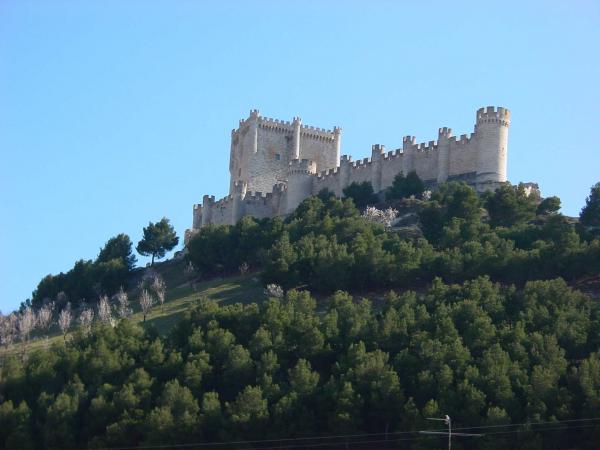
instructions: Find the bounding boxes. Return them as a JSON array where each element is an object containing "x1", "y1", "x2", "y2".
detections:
[
  {"x1": 339, "y1": 155, "x2": 353, "y2": 197},
  {"x1": 292, "y1": 117, "x2": 302, "y2": 160},
  {"x1": 201, "y1": 195, "x2": 215, "y2": 227},
  {"x1": 402, "y1": 136, "x2": 416, "y2": 174},
  {"x1": 193, "y1": 204, "x2": 202, "y2": 229},
  {"x1": 232, "y1": 181, "x2": 247, "y2": 224},
  {"x1": 371, "y1": 145, "x2": 385, "y2": 192},
  {"x1": 437, "y1": 127, "x2": 452, "y2": 184},
  {"x1": 284, "y1": 159, "x2": 317, "y2": 214},
  {"x1": 475, "y1": 106, "x2": 510, "y2": 183},
  {"x1": 333, "y1": 126, "x2": 342, "y2": 167}
]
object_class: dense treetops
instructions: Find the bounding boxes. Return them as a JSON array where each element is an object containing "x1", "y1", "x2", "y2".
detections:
[
  {"x1": 2, "y1": 277, "x2": 600, "y2": 448},
  {"x1": 187, "y1": 182, "x2": 600, "y2": 292}
]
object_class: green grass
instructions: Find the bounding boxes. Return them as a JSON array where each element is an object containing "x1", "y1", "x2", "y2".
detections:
[{"x1": 12, "y1": 259, "x2": 265, "y2": 353}]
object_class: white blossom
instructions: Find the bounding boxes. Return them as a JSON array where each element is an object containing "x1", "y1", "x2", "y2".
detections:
[
  {"x1": 361, "y1": 206, "x2": 399, "y2": 229},
  {"x1": 77, "y1": 308, "x2": 94, "y2": 332},
  {"x1": 97, "y1": 295, "x2": 113, "y2": 324},
  {"x1": 151, "y1": 277, "x2": 166, "y2": 314},
  {"x1": 37, "y1": 303, "x2": 54, "y2": 339},
  {"x1": 264, "y1": 284, "x2": 284, "y2": 299},
  {"x1": 0, "y1": 312, "x2": 18, "y2": 347},
  {"x1": 58, "y1": 306, "x2": 72, "y2": 343},
  {"x1": 18, "y1": 307, "x2": 37, "y2": 345},
  {"x1": 116, "y1": 286, "x2": 132, "y2": 319},
  {"x1": 139, "y1": 289, "x2": 154, "y2": 322}
]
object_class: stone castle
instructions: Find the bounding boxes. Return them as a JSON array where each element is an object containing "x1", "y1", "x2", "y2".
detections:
[{"x1": 189, "y1": 106, "x2": 511, "y2": 232}]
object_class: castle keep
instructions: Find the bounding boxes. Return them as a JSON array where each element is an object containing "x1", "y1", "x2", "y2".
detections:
[{"x1": 189, "y1": 107, "x2": 510, "y2": 232}]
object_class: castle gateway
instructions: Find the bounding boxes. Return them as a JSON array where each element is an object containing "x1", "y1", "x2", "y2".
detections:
[{"x1": 189, "y1": 107, "x2": 510, "y2": 233}]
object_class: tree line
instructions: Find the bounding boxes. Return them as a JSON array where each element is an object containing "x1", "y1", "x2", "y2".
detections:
[
  {"x1": 187, "y1": 179, "x2": 600, "y2": 293},
  {"x1": 28, "y1": 217, "x2": 179, "y2": 310}
]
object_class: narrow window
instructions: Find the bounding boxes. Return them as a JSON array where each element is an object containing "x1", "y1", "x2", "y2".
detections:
[
  {"x1": 239, "y1": 168, "x2": 241, "y2": 177},
  {"x1": 275, "y1": 154, "x2": 280, "y2": 160}
]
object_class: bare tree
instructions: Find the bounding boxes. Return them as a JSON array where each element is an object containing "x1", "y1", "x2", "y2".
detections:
[
  {"x1": 139, "y1": 289, "x2": 154, "y2": 322},
  {"x1": 151, "y1": 277, "x2": 166, "y2": 314},
  {"x1": 77, "y1": 308, "x2": 94, "y2": 333},
  {"x1": 0, "y1": 312, "x2": 18, "y2": 349},
  {"x1": 37, "y1": 302, "x2": 55, "y2": 341},
  {"x1": 116, "y1": 286, "x2": 132, "y2": 318},
  {"x1": 58, "y1": 305, "x2": 72, "y2": 343},
  {"x1": 183, "y1": 261, "x2": 197, "y2": 290},
  {"x1": 97, "y1": 295, "x2": 113, "y2": 324},
  {"x1": 264, "y1": 284, "x2": 284, "y2": 299},
  {"x1": 239, "y1": 262, "x2": 250, "y2": 277}
]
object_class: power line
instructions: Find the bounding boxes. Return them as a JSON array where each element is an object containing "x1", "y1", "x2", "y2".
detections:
[
  {"x1": 226, "y1": 425, "x2": 600, "y2": 450},
  {"x1": 88, "y1": 417, "x2": 600, "y2": 450}
]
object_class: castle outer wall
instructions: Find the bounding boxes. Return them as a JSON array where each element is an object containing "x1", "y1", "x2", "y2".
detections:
[{"x1": 187, "y1": 107, "x2": 510, "y2": 239}]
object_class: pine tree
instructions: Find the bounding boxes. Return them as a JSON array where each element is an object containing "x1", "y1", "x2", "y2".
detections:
[{"x1": 136, "y1": 218, "x2": 179, "y2": 265}]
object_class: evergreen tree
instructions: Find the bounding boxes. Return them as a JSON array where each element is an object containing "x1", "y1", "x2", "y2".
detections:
[
  {"x1": 342, "y1": 181, "x2": 377, "y2": 207},
  {"x1": 484, "y1": 183, "x2": 537, "y2": 228},
  {"x1": 388, "y1": 170, "x2": 426, "y2": 200},
  {"x1": 536, "y1": 196, "x2": 561, "y2": 215},
  {"x1": 580, "y1": 182, "x2": 600, "y2": 237},
  {"x1": 96, "y1": 233, "x2": 137, "y2": 271},
  {"x1": 136, "y1": 217, "x2": 179, "y2": 265}
]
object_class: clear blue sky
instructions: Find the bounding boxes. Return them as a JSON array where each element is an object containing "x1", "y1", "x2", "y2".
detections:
[{"x1": 1, "y1": 1, "x2": 599, "y2": 313}]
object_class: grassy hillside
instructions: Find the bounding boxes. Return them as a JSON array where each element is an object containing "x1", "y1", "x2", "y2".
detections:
[{"x1": 18, "y1": 258, "x2": 265, "y2": 352}]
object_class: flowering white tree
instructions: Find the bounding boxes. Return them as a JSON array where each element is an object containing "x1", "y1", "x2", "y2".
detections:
[
  {"x1": 18, "y1": 307, "x2": 37, "y2": 347},
  {"x1": 422, "y1": 190, "x2": 432, "y2": 201},
  {"x1": 77, "y1": 308, "x2": 94, "y2": 333},
  {"x1": 116, "y1": 286, "x2": 132, "y2": 318},
  {"x1": 151, "y1": 276, "x2": 167, "y2": 315},
  {"x1": 183, "y1": 261, "x2": 197, "y2": 290},
  {"x1": 139, "y1": 289, "x2": 154, "y2": 322},
  {"x1": 239, "y1": 262, "x2": 250, "y2": 277},
  {"x1": 361, "y1": 206, "x2": 399, "y2": 229},
  {"x1": 97, "y1": 295, "x2": 113, "y2": 324},
  {"x1": 58, "y1": 305, "x2": 72, "y2": 343},
  {"x1": 264, "y1": 284, "x2": 284, "y2": 299},
  {"x1": 37, "y1": 302, "x2": 54, "y2": 341},
  {"x1": 0, "y1": 312, "x2": 18, "y2": 348}
]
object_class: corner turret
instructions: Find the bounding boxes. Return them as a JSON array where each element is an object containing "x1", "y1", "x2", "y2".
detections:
[
  {"x1": 475, "y1": 106, "x2": 510, "y2": 183},
  {"x1": 284, "y1": 159, "x2": 317, "y2": 214}
]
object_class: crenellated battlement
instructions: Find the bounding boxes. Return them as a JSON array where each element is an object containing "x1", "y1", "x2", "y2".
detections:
[
  {"x1": 259, "y1": 116, "x2": 294, "y2": 133},
  {"x1": 477, "y1": 106, "x2": 510, "y2": 127},
  {"x1": 351, "y1": 157, "x2": 372, "y2": 169},
  {"x1": 416, "y1": 141, "x2": 438, "y2": 152},
  {"x1": 382, "y1": 149, "x2": 403, "y2": 160},
  {"x1": 300, "y1": 124, "x2": 337, "y2": 140},
  {"x1": 448, "y1": 133, "x2": 475, "y2": 146},
  {"x1": 318, "y1": 167, "x2": 340, "y2": 178},
  {"x1": 288, "y1": 158, "x2": 317, "y2": 174},
  {"x1": 439, "y1": 127, "x2": 453, "y2": 138}
]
